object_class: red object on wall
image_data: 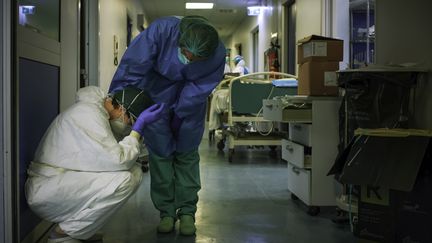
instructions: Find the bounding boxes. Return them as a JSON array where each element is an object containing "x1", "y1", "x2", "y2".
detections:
[{"x1": 265, "y1": 43, "x2": 280, "y2": 78}]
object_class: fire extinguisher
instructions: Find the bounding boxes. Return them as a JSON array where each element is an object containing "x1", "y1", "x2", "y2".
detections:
[{"x1": 265, "y1": 41, "x2": 280, "y2": 78}]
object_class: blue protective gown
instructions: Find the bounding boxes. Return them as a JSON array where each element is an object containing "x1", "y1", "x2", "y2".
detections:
[{"x1": 109, "y1": 17, "x2": 226, "y2": 157}]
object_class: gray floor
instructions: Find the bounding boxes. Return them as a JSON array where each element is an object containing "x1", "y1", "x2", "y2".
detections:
[{"x1": 101, "y1": 140, "x2": 356, "y2": 243}]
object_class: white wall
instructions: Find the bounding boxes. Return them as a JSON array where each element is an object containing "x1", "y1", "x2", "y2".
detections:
[
  {"x1": 296, "y1": 0, "x2": 322, "y2": 41},
  {"x1": 375, "y1": 0, "x2": 432, "y2": 67},
  {"x1": 227, "y1": 0, "x2": 325, "y2": 73},
  {"x1": 226, "y1": 0, "x2": 281, "y2": 72},
  {"x1": 127, "y1": 0, "x2": 150, "y2": 39},
  {"x1": 375, "y1": 0, "x2": 432, "y2": 128},
  {"x1": 99, "y1": 0, "x2": 126, "y2": 93},
  {"x1": 277, "y1": 0, "x2": 349, "y2": 72},
  {"x1": 331, "y1": 0, "x2": 349, "y2": 70},
  {"x1": 98, "y1": 0, "x2": 149, "y2": 93},
  {"x1": 226, "y1": 15, "x2": 256, "y2": 71}
]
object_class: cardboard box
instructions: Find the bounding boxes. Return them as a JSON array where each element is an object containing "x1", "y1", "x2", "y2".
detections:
[
  {"x1": 328, "y1": 129, "x2": 432, "y2": 243},
  {"x1": 298, "y1": 61, "x2": 339, "y2": 96},
  {"x1": 355, "y1": 174, "x2": 432, "y2": 243},
  {"x1": 395, "y1": 211, "x2": 431, "y2": 243},
  {"x1": 354, "y1": 186, "x2": 397, "y2": 243},
  {"x1": 332, "y1": 134, "x2": 429, "y2": 191},
  {"x1": 394, "y1": 158, "x2": 432, "y2": 243},
  {"x1": 297, "y1": 35, "x2": 343, "y2": 64}
]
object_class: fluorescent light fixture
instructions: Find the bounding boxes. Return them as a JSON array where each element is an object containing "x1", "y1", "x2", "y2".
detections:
[
  {"x1": 186, "y1": 2, "x2": 214, "y2": 9},
  {"x1": 20, "y1": 5, "x2": 36, "y2": 15},
  {"x1": 247, "y1": 6, "x2": 261, "y2": 16}
]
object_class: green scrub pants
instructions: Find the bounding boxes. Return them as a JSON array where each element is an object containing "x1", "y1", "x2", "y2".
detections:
[{"x1": 149, "y1": 150, "x2": 201, "y2": 219}]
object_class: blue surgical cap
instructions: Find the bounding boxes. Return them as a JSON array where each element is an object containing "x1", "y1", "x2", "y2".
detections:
[{"x1": 233, "y1": 55, "x2": 243, "y2": 65}]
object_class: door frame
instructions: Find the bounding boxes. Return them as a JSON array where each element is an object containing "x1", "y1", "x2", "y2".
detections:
[
  {"x1": 80, "y1": 0, "x2": 99, "y2": 87},
  {"x1": 251, "y1": 26, "x2": 259, "y2": 72},
  {"x1": 1, "y1": 0, "x2": 16, "y2": 242},
  {"x1": 283, "y1": 0, "x2": 296, "y2": 75}
]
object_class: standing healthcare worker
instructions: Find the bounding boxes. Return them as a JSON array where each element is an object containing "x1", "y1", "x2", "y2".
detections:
[
  {"x1": 25, "y1": 86, "x2": 164, "y2": 243},
  {"x1": 232, "y1": 55, "x2": 250, "y2": 75},
  {"x1": 109, "y1": 16, "x2": 225, "y2": 235}
]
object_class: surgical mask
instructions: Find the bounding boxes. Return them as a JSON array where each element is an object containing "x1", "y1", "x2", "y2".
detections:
[{"x1": 178, "y1": 48, "x2": 190, "y2": 65}]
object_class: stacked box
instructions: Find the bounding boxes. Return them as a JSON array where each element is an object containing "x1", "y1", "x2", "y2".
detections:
[
  {"x1": 297, "y1": 35, "x2": 343, "y2": 96},
  {"x1": 329, "y1": 131, "x2": 432, "y2": 243}
]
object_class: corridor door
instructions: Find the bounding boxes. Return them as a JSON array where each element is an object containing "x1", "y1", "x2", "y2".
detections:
[{"x1": 17, "y1": 0, "x2": 80, "y2": 241}]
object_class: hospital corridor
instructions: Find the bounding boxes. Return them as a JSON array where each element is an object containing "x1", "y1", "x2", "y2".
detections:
[
  {"x1": 94, "y1": 143, "x2": 355, "y2": 243},
  {"x1": 1, "y1": 0, "x2": 432, "y2": 243}
]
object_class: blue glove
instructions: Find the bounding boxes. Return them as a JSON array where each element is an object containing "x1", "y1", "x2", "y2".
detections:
[
  {"x1": 170, "y1": 113, "x2": 183, "y2": 139},
  {"x1": 132, "y1": 103, "x2": 165, "y2": 136}
]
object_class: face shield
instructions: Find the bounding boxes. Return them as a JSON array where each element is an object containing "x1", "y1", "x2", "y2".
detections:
[
  {"x1": 111, "y1": 87, "x2": 155, "y2": 137},
  {"x1": 110, "y1": 90, "x2": 135, "y2": 137}
]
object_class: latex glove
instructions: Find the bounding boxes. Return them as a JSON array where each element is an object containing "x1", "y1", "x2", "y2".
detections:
[
  {"x1": 132, "y1": 103, "x2": 165, "y2": 136},
  {"x1": 170, "y1": 113, "x2": 183, "y2": 139}
]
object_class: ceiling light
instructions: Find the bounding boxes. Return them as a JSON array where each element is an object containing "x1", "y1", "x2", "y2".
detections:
[
  {"x1": 20, "y1": 5, "x2": 36, "y2": 15},
  {"x1": 247, "y1": 6, "x2": 261, "y2": 16},
  {"x1": 185, "y1": 3, "x2": 214, "y2": 9}
]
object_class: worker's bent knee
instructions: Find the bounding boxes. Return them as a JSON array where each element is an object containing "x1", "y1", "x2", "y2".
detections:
[{"x1": 116, "y1": 165, "x2": 143, "y2": 195}]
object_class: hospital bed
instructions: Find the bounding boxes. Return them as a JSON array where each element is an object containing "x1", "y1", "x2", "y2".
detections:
[
  {"x1": 208, "y1": 74, "x2": 235, "y2": 139},
  {"x1": 210, "y1": 72, "x2": 297, "y2": 162}
]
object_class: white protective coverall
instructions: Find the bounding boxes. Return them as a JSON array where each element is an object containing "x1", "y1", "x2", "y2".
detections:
[
  {"x1": 25, "y1": 86, "x2": 143, "y2": 240},
  {"x1": 224, "y1": 63, "x2": 231, "y2": 74},
  {"x1": 232, "y1": 59, "x2": 249, "y2": 76},
  {"x1": 208, "y1": 89, "x2": 229, "y2": 131}
]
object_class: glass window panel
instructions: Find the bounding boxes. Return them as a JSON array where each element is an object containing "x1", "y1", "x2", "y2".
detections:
[
  {"x1": 350, "y1": 0, "x2": 375, "y2": 68},
  {"x1": 18, "y1": 0, "x2": 60, "y2": 41}
]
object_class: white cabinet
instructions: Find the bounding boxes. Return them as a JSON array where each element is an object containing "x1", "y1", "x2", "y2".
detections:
[
  {"x1": 289, "y1": 123, "x2": 312, "y2": 146},
  {"x1": 264, "y1": 96, "x2": 340, "y2": 215},
  {"x1": 282, "y1": 139, "x2": 311, "y2": 169},
  {"x1": 263, "y1": 99, "x2": 312, "y2": 122},
  {"x1": 287, "y1": 163, "x2": 311, "y2": 203}
]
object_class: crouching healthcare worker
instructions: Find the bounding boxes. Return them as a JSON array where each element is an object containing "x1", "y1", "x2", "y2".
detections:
[
  {"x1": 109, "y1": 16, "x2": 225, "y2": 235},
  {"x1": 25, "y1": 86, "x2": 164, "y2": 243}
]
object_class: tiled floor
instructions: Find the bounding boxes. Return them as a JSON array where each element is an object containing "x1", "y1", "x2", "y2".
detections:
[{"x1": 101, "y1": 140, "x2": 356, "y2": 243}]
